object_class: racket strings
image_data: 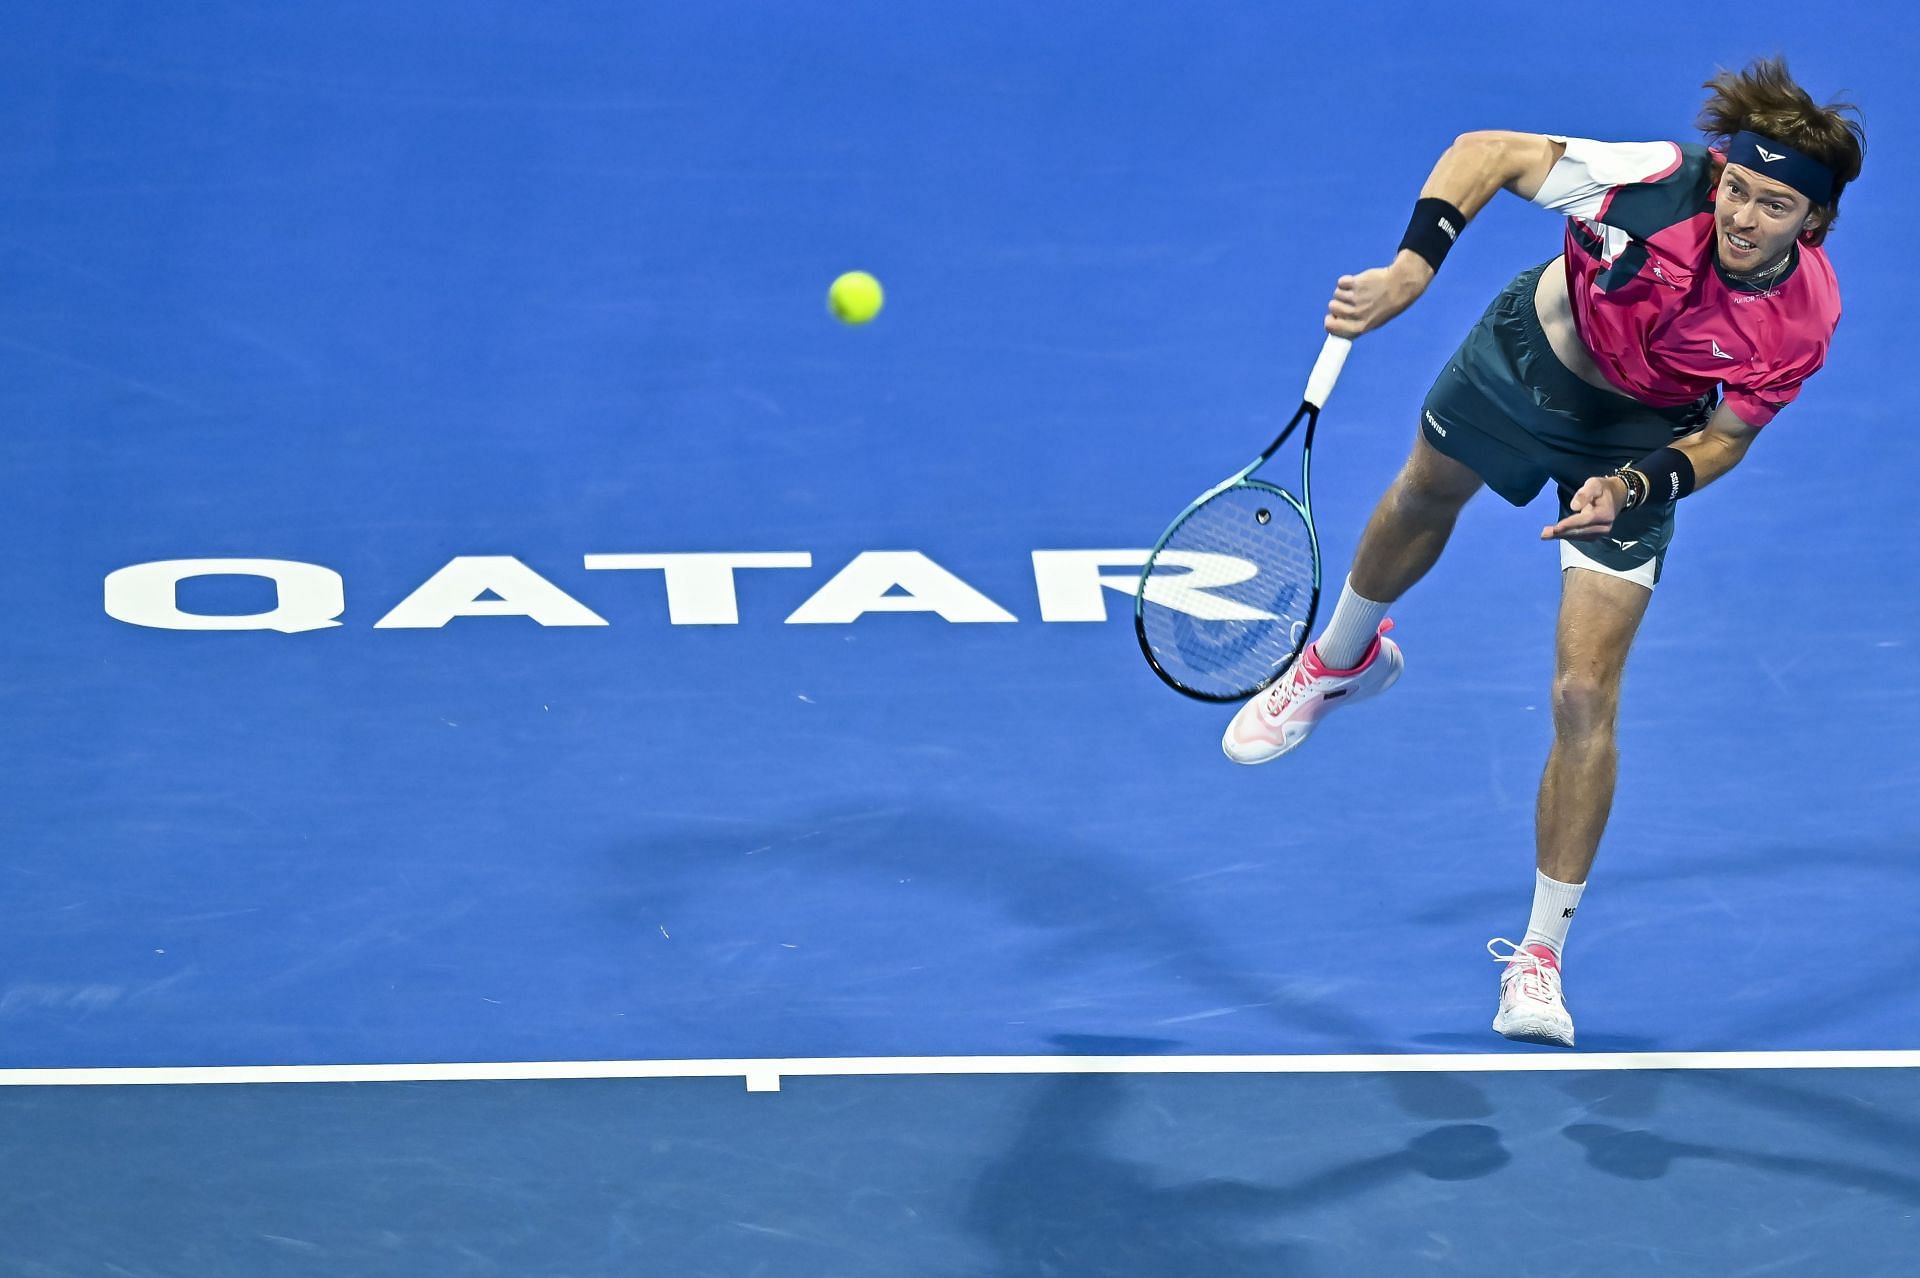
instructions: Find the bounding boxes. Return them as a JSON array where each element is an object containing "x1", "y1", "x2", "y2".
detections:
[{"x1": 1139, "y1": 483, "x2": 1317, "y2": 699}]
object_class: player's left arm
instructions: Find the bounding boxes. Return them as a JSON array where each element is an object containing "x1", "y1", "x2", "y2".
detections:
[
  {"x1": 1671, "y1": 400, "x2": 1764, "y2": 489},
  {"x1": 1542, "y1": 401, "x2": 1763, "y2": 541}
]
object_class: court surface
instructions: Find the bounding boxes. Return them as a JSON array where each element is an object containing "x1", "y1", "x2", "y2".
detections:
[{"x1": 3, "y1": 3, "x2": 1915, "y2": 1273}]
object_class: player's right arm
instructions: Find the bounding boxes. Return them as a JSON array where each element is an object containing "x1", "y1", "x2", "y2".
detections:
[{"x1": 1326, "y1": 132, "x2": 1566, "y2": 338}]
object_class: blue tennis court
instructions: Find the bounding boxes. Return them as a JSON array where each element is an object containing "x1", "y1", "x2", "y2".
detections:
[{"x1": 3, "y1": 2, "x2": 1915, "y2": 1272}]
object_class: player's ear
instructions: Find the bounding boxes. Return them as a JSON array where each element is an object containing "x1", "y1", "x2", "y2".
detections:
[{"x1": 1799, "y1": 206, "x2": 1828, "y2": 243}]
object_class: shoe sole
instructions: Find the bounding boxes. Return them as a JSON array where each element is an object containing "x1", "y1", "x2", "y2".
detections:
[{"x1": 1492, "y1": 1011, "x2": 1575, "y2": 1049}]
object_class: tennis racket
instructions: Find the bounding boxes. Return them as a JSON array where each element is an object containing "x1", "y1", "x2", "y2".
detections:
[{"x1": 1134, "y1": 334, "x2": 1352, "y2": 701}]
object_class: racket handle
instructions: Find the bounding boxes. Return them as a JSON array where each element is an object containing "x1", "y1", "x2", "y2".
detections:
[{"x1": 1303, "y1": 335, "x2": 1352, "y2": 409}]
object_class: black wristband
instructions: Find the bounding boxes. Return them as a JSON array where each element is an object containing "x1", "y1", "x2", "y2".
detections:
[
  {"x1": 1399, "y1": 197, "x2": 1467, "y2": 271},
  {"x1": 1628, "y1": 446, "x2": 1696, "y2": 504}
]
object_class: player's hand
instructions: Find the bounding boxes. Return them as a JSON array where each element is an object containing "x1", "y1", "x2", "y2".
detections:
[
  {"x1": 1542, "y1": 476, "x2": 1629, "y2": 541},
  {"x1": 1324, "y1": 252, "x2": 1435, "y2": 338}
]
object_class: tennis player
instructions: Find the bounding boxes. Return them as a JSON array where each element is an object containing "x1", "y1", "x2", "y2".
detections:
[{"x1": 1222, "y1": 58, "x2": 1865, "y2": 1046}]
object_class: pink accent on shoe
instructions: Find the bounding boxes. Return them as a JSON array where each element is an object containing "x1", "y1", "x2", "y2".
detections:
[
  {"x1": 1501, "y1": 944, "x2": 1564, "y2": 1004},
  {"x1": 1222, "y1": 628, "x2": 1404, "y2": 765},
  {"x1": 1308, "y1": 617, "x2": 1396, "y2": 677},
  {"x1": 1516, "y1": 943, "x2": 1560, "y2": 971}
]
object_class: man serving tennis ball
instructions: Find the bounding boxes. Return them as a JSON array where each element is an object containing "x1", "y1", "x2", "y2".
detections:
[{"x1": 1222, "y1": 57, "x2": 1864, "y2": 1047}]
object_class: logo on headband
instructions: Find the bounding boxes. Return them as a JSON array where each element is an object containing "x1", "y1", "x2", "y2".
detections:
[{"x1": 1728, "y1": 130, "x2": 1836, "y2": 204}]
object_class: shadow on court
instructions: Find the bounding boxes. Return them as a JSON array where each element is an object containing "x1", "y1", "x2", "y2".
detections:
[
  {"x1": 603, "y1": 800, "x2": 1506, "y2": 1113},
  {"x1": 1551, "y1": 1064, "x2": 1920, "y2": 1202},
  {"x1": 598, "y1": 800, "x2": 1376, "y2": 1048},
  {"x1": 963, "y1": 1037, "x2": 1511, "y2": 1277},
  {"x1": 1564, "y1": 1122, "x2": 1920, "y2": 1205}
]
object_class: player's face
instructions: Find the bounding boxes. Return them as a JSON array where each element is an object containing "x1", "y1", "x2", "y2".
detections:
[{"x1": 1716, "y1": 164, "x2": 1814, "y2": 274}]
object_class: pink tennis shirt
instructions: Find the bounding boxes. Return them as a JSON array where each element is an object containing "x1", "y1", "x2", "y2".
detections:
[{"x1": 1530, "y1": 136, "x2": 1841, "y2": 427}]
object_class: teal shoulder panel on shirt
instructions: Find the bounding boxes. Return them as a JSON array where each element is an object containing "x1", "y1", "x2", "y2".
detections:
[{"x1": 1596, "y1": 143, "x2": 1716, "y2": 240}]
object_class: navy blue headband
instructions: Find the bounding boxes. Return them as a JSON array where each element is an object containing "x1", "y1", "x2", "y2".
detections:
[{"x1": 1727, "y1": 130, "x2": 1835, "y2": 204}]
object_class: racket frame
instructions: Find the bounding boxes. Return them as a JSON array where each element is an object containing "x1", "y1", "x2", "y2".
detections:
[{"x1": 1132, "y1": 335, "x2": 1350, "y2": 703}]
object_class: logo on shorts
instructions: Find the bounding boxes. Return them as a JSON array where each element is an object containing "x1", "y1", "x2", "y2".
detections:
[
  {"x1": 1610, "y1": 538, "x2": 1640, "y2": 551},
  {"x1": 1423, "y1": 409, "x2": 1447, "y2": 437}
]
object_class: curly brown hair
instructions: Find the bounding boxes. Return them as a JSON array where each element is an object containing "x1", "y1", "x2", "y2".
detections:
[{"x1": 1697, "y1": 56, "x2": 1865, "y2": 246}]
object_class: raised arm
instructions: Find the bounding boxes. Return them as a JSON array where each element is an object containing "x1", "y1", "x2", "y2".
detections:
[{"x1": 1326, "y1": 131, "x2": 1567, "y2": 339}]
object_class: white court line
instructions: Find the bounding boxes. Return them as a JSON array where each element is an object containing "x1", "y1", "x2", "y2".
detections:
[{"x1": 0, "y1": 1051, "x2": 1916, "y2": 1092}]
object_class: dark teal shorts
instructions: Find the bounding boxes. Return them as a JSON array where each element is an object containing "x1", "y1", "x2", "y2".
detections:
[{"x1": 1420, "y1": 261, "x2": 1714, "y2": 583}]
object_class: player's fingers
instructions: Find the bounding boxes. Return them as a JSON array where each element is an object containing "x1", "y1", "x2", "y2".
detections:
[
  {"x1": 1565, "y1": 508, "x2": 1589, "y2": 529},
  {"x1": 1546, "y1": 500, "x2": 1609, "y2": 537}
]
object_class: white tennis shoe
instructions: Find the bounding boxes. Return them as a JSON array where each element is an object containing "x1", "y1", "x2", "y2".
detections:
[
  {"x1": 1220, "y1": 622, "x2": 1402, "y2": 765},
  {"x1": 1489, "y1": 938, "x2": 1575, "y2": 1048}
]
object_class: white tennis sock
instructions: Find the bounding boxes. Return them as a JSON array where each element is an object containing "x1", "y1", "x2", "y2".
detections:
[
  {"x1": 1312, "y1": 577, "x2": 1392, "y2": 669},
  {"x1": 1521, "y1": 870, "x2": 1586, "y2": 959}
]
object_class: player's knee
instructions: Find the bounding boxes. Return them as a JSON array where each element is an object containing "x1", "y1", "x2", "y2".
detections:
[
  {"x1": 1391, "y1": 481, "x2": 1472, "y2": 530},
  {"x1": 1550, "y1": 671, "x2": 1620, "y2": 741}
]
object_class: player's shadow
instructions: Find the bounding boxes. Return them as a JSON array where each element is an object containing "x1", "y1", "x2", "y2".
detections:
[
  {"x1": 1537, "y1": 1064, "x2": 1920, "y2": 1228},
  {"x1": 1550, "y1": 1065, "x2": 1671, "y2": 1120},
  {"x1": 962, "y1": 1039, "x2": 1510, "y2": 1277},
  {"x1": 1551, "y1": 1065, "x2": 1920, "y2": 1164},
  {"x1": 1667, "y1": 1069, "x2": 1920, "y2": 1160},
  {"x1": 605, "y1": 801, "x2": 1497, "y2": 1122},
  {"x1": 1564, "y1": 1122, "x2": 1920, "y2": 1204}
]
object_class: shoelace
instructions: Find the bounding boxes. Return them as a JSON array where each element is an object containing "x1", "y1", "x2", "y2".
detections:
[
  {"x1": 1487, "y1": 937, "x2": 1561, "y2": 1001},
  {"x1": 1267, "y1": 619, "x2": 1396, "y2": 715},
  {"x1": 1264, "y1": 658, "x2": 1315, "y2": 715}
]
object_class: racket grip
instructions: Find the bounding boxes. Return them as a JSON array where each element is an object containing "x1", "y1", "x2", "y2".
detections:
[{"x1": 1303, "y1": 335, "x2": 1352, "y2": 409}]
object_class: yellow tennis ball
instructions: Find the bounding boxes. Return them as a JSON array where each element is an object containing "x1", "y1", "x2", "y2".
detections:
[{"x1": 828, "y1": 271, "x2": 884, "y2": 325}]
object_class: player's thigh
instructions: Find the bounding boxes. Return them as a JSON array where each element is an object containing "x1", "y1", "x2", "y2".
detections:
[
  {"x1": 1389, "y1": 424, "x2": 1486, "y2": 511},
  {"x1": 1409, "y1": 428, "x2": 1485, "y2": 501},
  {"x1": 1554, "y1": 561, "x2": 1652, "y2": 693}
]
